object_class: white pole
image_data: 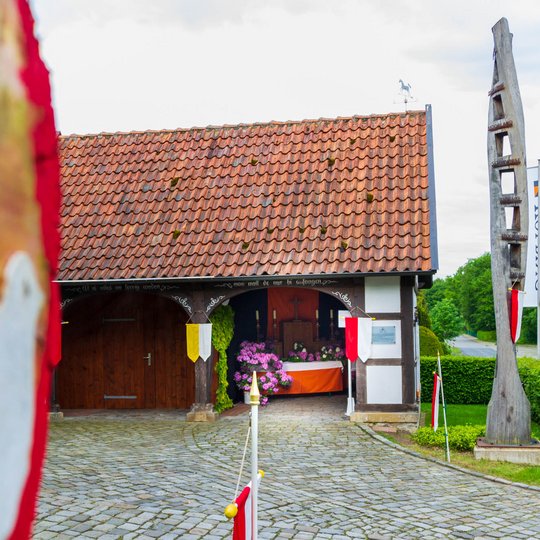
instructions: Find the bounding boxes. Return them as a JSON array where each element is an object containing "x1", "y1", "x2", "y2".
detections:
[
  {"x1": 346, "y1": 360, "x2": 355, "y2": 416},
  {"x1": 250, "y1": 372, "x2": 260, "y2": 540},
  {"x1": 437, "y1": 354, "x2": 451, "y2": 463},
  {"x1": 529, "y1": 159, "x2": 540, "y2": 358}
]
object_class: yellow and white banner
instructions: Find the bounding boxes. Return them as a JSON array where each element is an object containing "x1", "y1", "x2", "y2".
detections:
[{"x1": 186, "y1": 323, "x2": 212, "y2": 362}]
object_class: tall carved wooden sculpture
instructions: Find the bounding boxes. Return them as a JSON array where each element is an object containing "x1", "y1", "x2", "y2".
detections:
[{"x1": 486, "y1": 18, "x2": 531, "y2": 444}]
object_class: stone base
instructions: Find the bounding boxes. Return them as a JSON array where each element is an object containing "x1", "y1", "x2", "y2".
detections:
[
  {"x1": 474, "y1": 438, "x2": 540, "y2": 465},
  {"x1": 186, "y1": 403, "x2": 217, "y2": 423},
  {"x1": 48, "y1": 412, "x2": 64, "y2": 421},
  {"x1": 350, "y1": 411, "x2": 419, "y2": 433}
]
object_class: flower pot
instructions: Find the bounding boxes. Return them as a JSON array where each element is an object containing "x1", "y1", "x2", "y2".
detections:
[{"x1": 244, "y1": 391, "x2": 250, "y2": 404}]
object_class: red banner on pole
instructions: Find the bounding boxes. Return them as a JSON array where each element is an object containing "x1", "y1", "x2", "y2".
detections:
[{"x1": 345, "y1": 317, "x2": 359, "y2": 362}]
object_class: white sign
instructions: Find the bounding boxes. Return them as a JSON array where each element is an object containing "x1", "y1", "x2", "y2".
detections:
[
  {"x1": 337, "y1": 310, "x2": 351, "y2": 328},
  {"x1": 370, "y1": 320, "x2": 402, "y2": 359},
  {"x1": 524, "y1": 165, "x2": 539, "y2": 307}
]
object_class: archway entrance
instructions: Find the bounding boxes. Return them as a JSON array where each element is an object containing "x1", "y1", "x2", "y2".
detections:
[
  {"x1": 57, "y1": 292, "x2": 194, "y2": 409},
  {"x1": 225, "y1": 288, "x2": 348, "y2": 405}
]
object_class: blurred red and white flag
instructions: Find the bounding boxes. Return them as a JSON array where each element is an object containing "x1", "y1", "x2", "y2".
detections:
[
  {"x1": 510, "y1": 289, "x2": 525, "y2": 343},
  {"x1": 0, "y1": 0, "x2": 61, "y2": 538},
  {"x1": 431, "y1": 372, "x2": 441, "y2": 431}
]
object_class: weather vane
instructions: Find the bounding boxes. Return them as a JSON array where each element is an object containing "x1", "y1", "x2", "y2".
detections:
[{"x1": 395, "y1": 79, "x2": 416, "y2": 111}]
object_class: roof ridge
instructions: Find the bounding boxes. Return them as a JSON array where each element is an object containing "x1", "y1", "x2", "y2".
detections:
[{"x1": 58, "y1": 109, "x2": 426, "y2": 140}]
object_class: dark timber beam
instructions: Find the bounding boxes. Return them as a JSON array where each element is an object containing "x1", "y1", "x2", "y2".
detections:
[{"x1": 186, "y1": 290, "x2": 217, "y2": 422}]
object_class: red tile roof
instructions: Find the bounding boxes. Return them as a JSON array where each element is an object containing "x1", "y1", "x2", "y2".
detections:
[{"x1": 58, "y1": 110, "x2": 435, "y2": 281}]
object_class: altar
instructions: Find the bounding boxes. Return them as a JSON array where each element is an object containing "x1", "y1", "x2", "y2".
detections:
[{"x1": 277, "y1": 361, "x2": 343, "y2": 395}]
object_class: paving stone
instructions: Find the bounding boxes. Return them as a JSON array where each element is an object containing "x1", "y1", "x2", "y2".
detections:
[{"x1": 34, "y1": 396, "x2": 540, "y2": 539}]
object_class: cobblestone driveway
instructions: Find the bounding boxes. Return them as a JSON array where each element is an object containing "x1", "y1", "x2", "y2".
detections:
[{"x1": 35, "y1": 396, "x2": 540, "y2": 539}]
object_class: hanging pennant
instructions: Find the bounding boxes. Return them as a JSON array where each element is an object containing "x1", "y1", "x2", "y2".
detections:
[
  {"x1": 199, "y1": 323, "x2": 213, "y2": 361},
  {"x1": 186, "y1": 323, "x2": 213, "y2": 362},
  {"x1": 509, "y1": 289, "x2": 524, "y2": 343},
  {"x1": 345, "y1": 317, "x2": 373, "y2": 363}
]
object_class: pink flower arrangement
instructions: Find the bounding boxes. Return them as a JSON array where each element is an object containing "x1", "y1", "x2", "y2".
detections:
[
  {"x1": 319, "y1": 344, "x2": 345, "y2": 362},
  {"x1": 234, "y1": 341, "x2": 292, "y2": 405},
  {"x1": 285, "y1": 342, "x2": 344, "y2": 363},
  {"x1": 286, "y1": 341, "x2": 319, "y2": 362}
]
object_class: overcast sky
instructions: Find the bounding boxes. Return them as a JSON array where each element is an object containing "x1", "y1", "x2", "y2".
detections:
[{"x1": 30, "y1": 0, "x2": 540, "y2": 278}]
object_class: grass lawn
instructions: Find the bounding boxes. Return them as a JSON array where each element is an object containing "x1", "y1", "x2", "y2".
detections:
[
  {"x1": 420, "y1": 402, "x2": 540, "y2": 437},
  {"x1": 381, "y1": 403, "x2": 540, "y2": 487}
]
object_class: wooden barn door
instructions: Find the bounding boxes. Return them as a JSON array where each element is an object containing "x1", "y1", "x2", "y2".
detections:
[
  {"x1": 101, "y1": 297, "x2": 155, "y2": 409},
  {"x1": 58, "y1": 292, "x2": 194, "y2": 409},
  {"x1": 152, "y1": 295, "x2": 194, "y2": 408}
]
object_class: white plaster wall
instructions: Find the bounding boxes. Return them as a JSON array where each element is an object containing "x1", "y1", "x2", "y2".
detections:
[
  {"x1": 366, "y1": 365, "x2": 403, "y2": 404},
  {"x1": 371, "y1": 319, "x2": 402, "y2": 358},
  {"x1": 365, "y1": 276, "x2": 401, "y2": 313}
]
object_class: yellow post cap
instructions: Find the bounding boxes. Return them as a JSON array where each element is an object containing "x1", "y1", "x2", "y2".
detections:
[
  {"x1": 224, "y1": 503, "x2": 238, "y2": 519},
  {"x1": 258, "y1": 469, "x2": 265, "y2": 478},
  {"x1": 250, "y1": 371, "x2": 260, "y2": 404}
]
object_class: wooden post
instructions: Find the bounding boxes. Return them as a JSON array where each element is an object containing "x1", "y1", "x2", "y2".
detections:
[
  {"x1": 486, "y1": 18, "x2": 531, "y2": 444},
  {"x1": 186, "y1": 291, "x2": 216, "y2": 421}
]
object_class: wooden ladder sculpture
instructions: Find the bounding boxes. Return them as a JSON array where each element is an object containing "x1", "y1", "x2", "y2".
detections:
[{"x1": 486, "y1": 18, "x2": 531, "y2": 444}]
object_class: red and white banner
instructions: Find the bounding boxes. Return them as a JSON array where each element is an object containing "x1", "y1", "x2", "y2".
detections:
[
  {"x1": 345, "y1": 317, "x2": 373, "y2": 363},
  {"x1": 510, "y1": 289, "x2": 525, "y2": 344},
  {"x1": 233, "y1": 482, "x2": 252, "y2": 540},
  {"x1": 431, "y1": 372, "x2": 441, "y2": 431}
]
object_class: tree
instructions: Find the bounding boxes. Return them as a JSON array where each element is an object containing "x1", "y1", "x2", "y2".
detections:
[
  {"x1": 454, "y1": 253, "x2": 495, "y2": 333},
  {"x1": 416, "y1": 292, "x2": 431, "y2": 329},
  {"x1": 423, "y1": 278, "x2": 450, "y2": 310},
  {"x1": 430, "y1": 299, "x2": 464, "y2": 342}
]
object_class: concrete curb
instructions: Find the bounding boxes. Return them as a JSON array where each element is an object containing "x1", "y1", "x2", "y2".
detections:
[{"x1": 357, "y1": 423, "x2": 540, "y2": 493}]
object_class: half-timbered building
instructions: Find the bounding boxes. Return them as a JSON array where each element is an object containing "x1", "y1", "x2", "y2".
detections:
[{"x1": 57, "y1": 107, "x2": 438, "y2": 422}]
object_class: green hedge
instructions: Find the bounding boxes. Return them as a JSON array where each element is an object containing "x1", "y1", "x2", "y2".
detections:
[
  {"x1": 519, "y1": 358, "x2": 540, "y2": 425},
  {"x1": 420, "y1": 356, "x2": 540, "y2": 423},
  {"x1": 476, "y1": 330, "x2": 497, "y2": 342}
]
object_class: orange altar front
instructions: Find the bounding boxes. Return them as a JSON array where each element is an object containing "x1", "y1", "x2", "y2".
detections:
[{"x1": 278, "y1": 361, "x2": 343, "y2": 395}]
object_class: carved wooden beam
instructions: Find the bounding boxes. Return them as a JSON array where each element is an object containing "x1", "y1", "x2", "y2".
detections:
[{"x1": 486, "y1": 18, "x2": 531, "y2": 444}]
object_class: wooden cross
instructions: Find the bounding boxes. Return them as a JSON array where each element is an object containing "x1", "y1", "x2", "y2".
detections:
[{"x1": 290, "y1": 297, "x2": 303, "y2": 320}]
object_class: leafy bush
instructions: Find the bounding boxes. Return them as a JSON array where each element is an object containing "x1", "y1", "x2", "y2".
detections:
[
  {"x1": 417, "y1": 293, "x2": 431, "y2": 329},
  {"x1": 519, "y1": 358, "x2": 540, "y2": 424},
  {"x1": 420, "y1": 356, "x2": 540, "y2": 423},
  {"x1": 518, "y1": 308, "x2": 537, "y2": 344},
  {"x1": 210, "y1": 305, "x2": 235, "y2": 413},
  {"x1": 412, "y1": 425, "x2": 485, "y2": 451},
  {"x1": 430, "y1": 299, "x2": 464, "y2": 341},
  {"x1": 476, "y1": 330, "x2": 497, "y2": 342},
  {"x1": 419, "y1": 326, "x2": 444, "y2": 356}
]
